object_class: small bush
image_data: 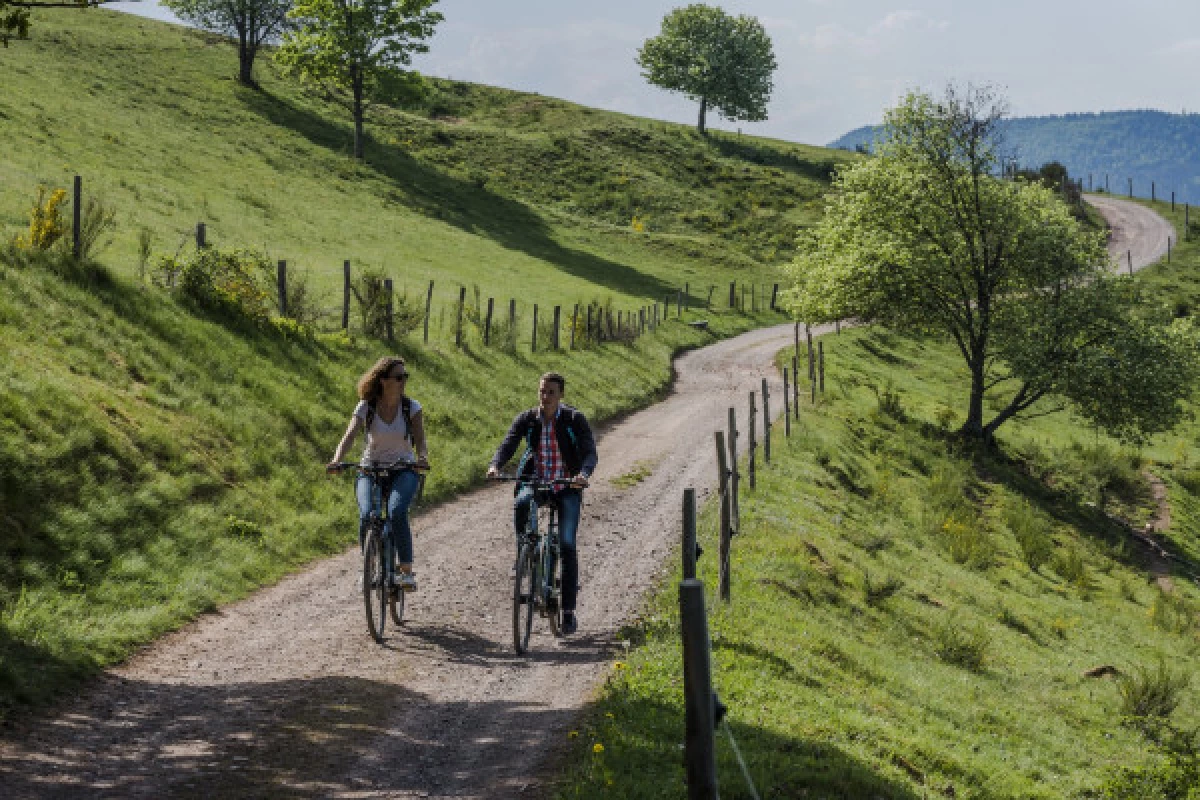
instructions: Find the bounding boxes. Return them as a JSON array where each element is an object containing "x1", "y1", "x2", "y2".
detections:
[
  {"x1": 1118, "y1": 659, "x2": 1191, "y2": 724},
  {"x1": 272, "y1": 263, "x2": 328, "y2": 328},
  {"x1": 931, "y1": 615, "x2": 990, "y2": 671},
  {"x1": 861, "y1": 569, "x2": 903, "y2": 608},
  {"x1": 13, "y1": 186, "x2": 68, "y2": 251},
  {"x1": 155, "y1": 247, "x2": 273, "y2": 324},
  {"x1": 1006, "y1": 499, "x2": 1055, "y2": 571},
  {"x1": 76, "y1": 194, "x2": 117, "y2": 261},
  {"x1": 1052, "y1": 543, "x2": 1093, "y2": 590}
]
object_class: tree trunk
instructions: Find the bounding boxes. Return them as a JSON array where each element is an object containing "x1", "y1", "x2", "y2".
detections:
[
  {"x1": 697, "y1": 95, "x2": 707, "y2": 135},
  {"x1": 238, "y1": 39, "x2": 254, "y2": 86},
  {"x1": 960, "y1": 357, "x2": 987, "y2": 439},
  {"x1": 352, "y1": 70, "x2": 364, "y2": 160}
]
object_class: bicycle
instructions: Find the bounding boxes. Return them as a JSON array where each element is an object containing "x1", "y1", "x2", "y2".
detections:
[
  {"x1": 329, "y1": 457, "x2": 429, "y2": 643},
  {"x1": 493, "y1": 476, "x2": 575, "y2": 654}
]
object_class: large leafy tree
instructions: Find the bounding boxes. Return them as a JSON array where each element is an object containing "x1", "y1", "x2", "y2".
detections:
[
  {"x1": 788, "y1": 85, "x2": 1198, "y2": 444},
  {"x1": 161, "y1": 0, "x2": 293, "y2": 86},
  {"x1": 276, "y1": 0, "x2": 441, "y2": 160},
  {"x1": 1, "y1": 0, "x2": 103, "y2": 47},
  {"x1": 637, "y1": 3, "x2": 776, "y2": 135}
]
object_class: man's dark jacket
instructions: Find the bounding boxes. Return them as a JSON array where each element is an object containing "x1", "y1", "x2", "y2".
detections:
[{"x1": 489, "y1": 404, "x2": 598, "y2": 481}]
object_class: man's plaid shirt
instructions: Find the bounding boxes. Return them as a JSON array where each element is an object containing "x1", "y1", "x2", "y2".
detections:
[{"x1": 537, "y1": 410, "x2": 568, "y2": 483}]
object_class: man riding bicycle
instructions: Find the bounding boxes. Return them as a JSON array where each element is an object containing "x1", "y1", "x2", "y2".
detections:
[{"x1": 487, "y1": 372, "x2": 597, "y2": 636}]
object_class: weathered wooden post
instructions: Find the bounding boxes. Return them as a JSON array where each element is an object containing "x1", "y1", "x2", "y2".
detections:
[
  {"x1": 342, "y1": 260, "x2": 351, "y2": 330},
  {"x1": 277, "y1": 260, "x2": 288, "y2": 317},
  {"x1": 714, "y1": 432, "x2": 731, "y2": 595},
  {"x1": 509, "y1": 298, "x2": 517, "y2": 344},
  {"x1": 1172, "y1": 191, "x2": 1176, "y2": 211},
  {"x1": 748, "y1": 391, "x2": 757, "y2": 490},
  {"x1": 384, "y1": 278, "x2": 395, "y2": 341},
  {"x1": 680, "y1": 578, "x2": 719, "y2": 796},
  {"x1": 455, "y1": 286, "x2": 466, "y2": 348},
  {"x1": 423, "y1": 280, "x2": 434, "y2": 344},
  {"x1": 485, "y1": 297, "x2": 494, "y2": 345},
  {"x1": 683, "y1": 487, "x2": 699, "y2": 580},
  {"x1": 1152, "y1": 182, "x2": 1156, "y2": 202},
  {"x1": 806, "y1": 325, "x2": 815, "y2": 382},
  {"x1": 1129, "y1": 177, "x2": 1133, "y2": 198},
  {"x1": 783, "y1": 368, "x2": 791, "y2": 437},
  {"x1": 195, "y1": 221, "x2": 206, "y2": 249},
  {"x1": 570, "y1": 304, "x2": 579, "y2": 349},
  {"x1": 792, "y1": 356, "x2": 800, "y2": 420},
  {"x1": 553, "y1": 305, "x2": 561, "y2": 350},
  {"x1": 587, "y1": 305, "x2": 594, "y2": 344},
  {"x1": 762, "y1": 377, "x2": 771, "y2": 464},
  {"x1": 607, "y1": 309, "x2": 614, "y2": 339},
  {"x1": 706, "y1": 285, "x2": 715, "y2": 308},
  {"x1": 72, "y1": 176, "x2": 82, "y2": 260},
  {"x1": 729, "y1": 281, "x2": 736, "y2": 308},
  {"x1": 818, "y1": 340, "x2": 825, "y2": 393},
  {"x1": 532, "y1": 304, "x2": 539, "y2": 351},
  {"x1": 677, "y1": 289, "x2": 683, "y2": 317},
  {"x1": 1128, "y1": 250, "x2": 1133, "y2": 276},
  {"x1": 727, "y1": 407, "x2": 739, "y2": 534},
  {"x1": 618, "y1": 310, "x2": 623, "y2": 336},
  {"x1": 685, "y1": 282, "x2": 690, "y2": 312},
  {"x1": 770, "y1": 283, "x2": 778, "y2": 310}
]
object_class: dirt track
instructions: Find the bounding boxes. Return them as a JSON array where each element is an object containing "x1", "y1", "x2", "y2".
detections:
[{"x1": 0, "y1": 197, "x2": 1174, "y2": 799}]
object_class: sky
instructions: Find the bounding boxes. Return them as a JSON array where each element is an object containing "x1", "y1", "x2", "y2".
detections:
[{"x1": 108, "y1": 0, "x2": 1200, "y2": 146}]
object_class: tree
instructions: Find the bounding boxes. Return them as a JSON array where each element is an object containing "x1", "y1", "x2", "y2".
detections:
[
  {"x1": 1, "y1": 0, "x2": 103, "y2": 47},
  {"x1": 276, "y1": 0, "x2": 441, "y2": 160},
  {"x1": 787, "y1": 85, "x2": 1198, "y2": 444},
  {"x1": 161, "y1": 0, "x2": 293, "y2": 86},
  {"x1": 636, "y1": 4, "x2": 776, "y2": 135}
]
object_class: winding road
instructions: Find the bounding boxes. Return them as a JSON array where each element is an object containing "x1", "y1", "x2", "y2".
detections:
[{"x1": 0, "y1": 197, "x2": 1175, "y2": 799}]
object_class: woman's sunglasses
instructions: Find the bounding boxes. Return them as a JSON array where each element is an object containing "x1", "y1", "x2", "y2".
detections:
[{"x1": 382, "y1": 372, "x2": 409, "y2": 382}]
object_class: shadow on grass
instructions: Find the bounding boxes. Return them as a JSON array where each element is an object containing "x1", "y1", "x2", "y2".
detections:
[
  {"x1": 238, "y1": 89, "x2": 679, "y2": 300},
  {"x1": 564, "y1": 692, "x2": 926, "y2": 799}
]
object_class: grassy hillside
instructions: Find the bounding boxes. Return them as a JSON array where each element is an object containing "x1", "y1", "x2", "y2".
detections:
[
  {"x1": 0, "y1": 9, "x2": 851, "y2": 314},
  {"x1": 0, "y1": 9, "x2": 845, "y2": 717},
  {"x1": 555, "y1": 205, "x2": 1200, "y2": 798}
]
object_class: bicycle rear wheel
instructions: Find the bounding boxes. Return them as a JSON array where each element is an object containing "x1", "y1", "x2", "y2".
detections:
[
  {"x1": 363, "y1": 528, "x2": 387, "y2": 642},
  {"x1": 389, "y1": 575, "x2": 405, "y2": 626},
  {"x1": 513, "y1": 542, "x2": 536, "y2": 654}
]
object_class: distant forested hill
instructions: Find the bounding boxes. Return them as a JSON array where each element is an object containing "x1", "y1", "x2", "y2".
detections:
[{"x1": 830, "y1": 110, "x2": 1200, "y2": 203}]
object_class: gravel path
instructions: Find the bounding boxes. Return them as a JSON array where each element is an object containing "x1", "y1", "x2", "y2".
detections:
[
  {"x1": 1085, "y1": 194, "x2": 1176, "y2": 272},
  {"x1": 0, "y1": 196, "x2": 1173, "y2": 799}
]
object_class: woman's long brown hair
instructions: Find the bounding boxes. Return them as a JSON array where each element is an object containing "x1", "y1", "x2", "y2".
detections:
[{"x1": 356, "y1": 356, "x2": 407, "y2": 407}]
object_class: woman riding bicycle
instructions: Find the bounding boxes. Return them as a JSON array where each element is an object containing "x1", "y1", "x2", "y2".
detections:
[{"x1": 328, "y1": 356, "x2": 429, "y2": 592}]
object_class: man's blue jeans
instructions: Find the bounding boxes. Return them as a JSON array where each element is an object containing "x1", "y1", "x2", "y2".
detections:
[
  {"x1": 514, "y1": 487, "x2": 582, "y2": 613},
  {"x1": 356, "y1": 470, "x2": 420, "y2": 565}
]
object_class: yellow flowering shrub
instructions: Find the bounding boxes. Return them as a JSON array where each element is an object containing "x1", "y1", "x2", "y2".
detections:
[{"x1": 14, "y1": 187, "x2": 68, "y2": 251}]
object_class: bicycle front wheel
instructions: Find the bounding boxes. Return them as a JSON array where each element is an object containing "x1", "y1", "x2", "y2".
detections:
[
  {"x1": 545, "y1": 543, "x2": 563, "y2": 637},
  {"x1": 513, "y1": 542, "x2": 536, "y2": 654},
  {"x1": 363, "y1": 529, "x2": 387, "y2": 643},
  {"x1": 389, "y1": 576, "x2": 405, "y2": 626}
]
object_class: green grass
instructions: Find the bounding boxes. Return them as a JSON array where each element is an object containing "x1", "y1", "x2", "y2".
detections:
[
  {"x1": 0, "y1": 9, "x2": 850, "y2": 716},
  {"x1": 554, "y1": 327, "x2": 1200, "y2": 799},
  {"x1": 0, "y1": 9, "x2": 852, "y2": 320}
]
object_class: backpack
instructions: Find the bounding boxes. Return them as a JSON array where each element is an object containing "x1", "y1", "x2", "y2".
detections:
[{"x1": 364, "y1": 396, "x2": 414, "y2": 445}]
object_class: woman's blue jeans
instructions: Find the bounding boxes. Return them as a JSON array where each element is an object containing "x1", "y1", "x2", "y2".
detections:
[
  {"x1": 514, "y1": 487, "x2": 582, "y2": 613},
  {"x1": 356, "y1": 470, "x2": 420, "y2": 565}
]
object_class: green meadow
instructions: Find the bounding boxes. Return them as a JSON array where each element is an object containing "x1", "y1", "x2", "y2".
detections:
[
  {"x1": 0, "y1": 8, "x2": 826, "y2": 716},
  {"x1": 555, "y1": 202, "x2": 1200, "y2": 798}
]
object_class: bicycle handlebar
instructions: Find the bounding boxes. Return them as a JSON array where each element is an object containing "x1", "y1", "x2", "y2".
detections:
[
  {"x1": 328, "y1": 459, "x2": 430, "y2": 476},
  {"x1": 489, "y1": 474, "x2": 583, "y2": 489}
]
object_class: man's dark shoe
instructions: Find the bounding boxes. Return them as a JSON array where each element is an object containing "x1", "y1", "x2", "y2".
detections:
[{"x1": 561, "y1": 612, "x2": 578, "y2": 636}]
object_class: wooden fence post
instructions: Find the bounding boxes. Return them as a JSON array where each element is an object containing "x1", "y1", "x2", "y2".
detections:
[
  {"x1": 1128, "y1": 250, "x2": 1133, "y2": 276},
  {"x1": 553, "y1": 306, "x2": 561, "y2": 350},
  {"x1": 587, "y1": 305, "x2": 594, "y2": 344},
  {"x1": 748, "y1": 391, "x2": 757, "y2": 490},
  {"x1": 1152, "y1": 182, "x2": 1156, "y2": 202},
  {"x1": 680, "y1": 578, "x2": 719, "y2": 796},
  {"x1": 1172, "y1": 191, "x2": 1176, "y2": 211},
  {"x1": 195, "y1": 221, "x2": 206, "y2": 249},
  {"x1": 806, "y1": 325, "x2": 815, "y2": 382},
  {"x1": 423, "y1": 280, "x2": 434, "y2": 344},
  {"x1": 762, "y1": 377, "x2": 771, "y2": 464},
  {"x1": 792, "y1": 356, "x2": 800, "y2": 420},
  {"x1": 770, "y1": 283, "x2": 778, "y2": 310},
  {"x1": 384, "y1": 278, "x2": 394, "y2": 341},
  {"x1": 485, "y1": 297, "x2": 494, "y2": 345},
  {"x1": 729, "y1": 282, "x2": 736, "y2": 308},
  {"x1": 72, "y1": 175, "x2": 82, "y2": 260},
  {"x1": 532, "y1": 304, "x2": 539, "y2": 352},
  {"x1": 342, "y1": 260, "x2": 351, "y2": 330},
  {"x1": 706, "y1": 285, "x2": 715, "y2": 308},
  {"x1": 509, "y1": 299, "x2": 516, "y2": 345},
  {"x1": 818, "y1": 340, "x2": 825, "y2": 393},
  {"x1": 714, "y1": 433, "x2": 731, "y2": 599},
  {"x1": 1129, "y1": 177, "x2": 1133, "y2": 198},
  {"x1": 683, "y1": 487, "x2": 699, "y2": 581},
  {"x1": 677, "y1": 289, "x2": 683, "y2": 317},
  {"x1": 277, "y1": 260, "x2": 288, "y2": 317},
  {"x1": 455, "y1": 286, "x2": 466, "y2": 348},
  {"x1": 727, "y1": 407, "x2": 739, "y2": 534},
  {"x1": 607, "y1": 309, "x2": 614, "y2": 339},
  {"x1": 570, "y1": 304, "x2": 579, "y2": 349},
  {"x1": 783, "y1": 368, "x2": 791, "y2": 437}
]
